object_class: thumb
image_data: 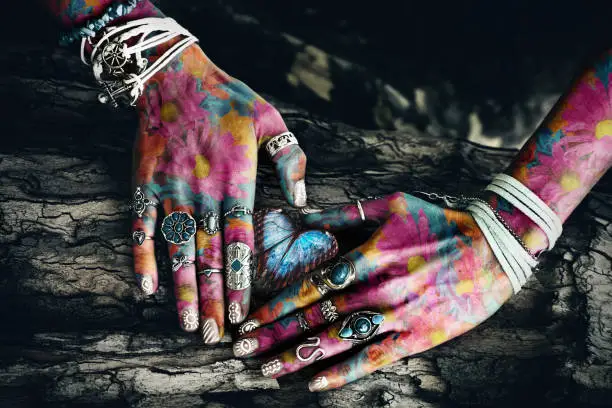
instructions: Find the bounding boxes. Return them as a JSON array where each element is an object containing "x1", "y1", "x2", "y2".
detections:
[{"x1": 254, "y1": 102, "x2": 307, "y2": 207}]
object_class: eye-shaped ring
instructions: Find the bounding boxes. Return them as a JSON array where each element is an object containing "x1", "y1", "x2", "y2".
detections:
[{"x1": 338, "y1": 311, "x2": 384, "y2": 343}]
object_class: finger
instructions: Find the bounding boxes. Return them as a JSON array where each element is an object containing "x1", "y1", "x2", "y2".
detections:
[
  {"x1": 302, "y1": 192, "x2": 409, "y2": 230},
  {"x1": 223, "y1": 199, "x2": 255, "y2": 325},
  {"x1": 235, "y1": 273, "x2": 412, "y2": 357},
  {"x1": 195, "y1": 208, "x2": 224, "y2": 344},
  {"x1": 254, "y1": 101, "x2": 307, "y2": 208},
  {"x1": 308, "y1": 331, "x2": 410, "y2": 391},
  {"x1": 131, "y1": 185, "x2": 159, "y2": 295},
  {"x1": 259, "y1": 309, "x2": 394, "y2": 379},
  {"x1": 244, "y1": 251, "x2": 366, "y2": 328},
  {"x1": 161, "y1": 204, "x2": 199, "y2": 332},
  {"x1": 266, "y1": 133, "x2": 308, "y2": 207}
]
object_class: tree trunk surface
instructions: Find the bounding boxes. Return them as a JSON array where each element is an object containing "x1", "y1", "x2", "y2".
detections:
[{"x1": 0, "y1": 2, "x2": 611, "y2": 407}]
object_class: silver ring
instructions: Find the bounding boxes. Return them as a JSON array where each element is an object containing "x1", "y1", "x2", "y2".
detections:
[
  {"x1": 224, "y1": 205, "x2": 253, "y2": 218},
  {"x1": 356, "y1": 200, "x2": 366, "y2": 222},
  {"x1": 265, "y1": 131, "x2": 299, "y2": 158},
  {"x1": 296, "y1": 311, "x2": 310, "y2": 332},
  {"x1": 197, "y1": 268, "x2": 223, "y2": 277},
  {"x1": 132, "y1": 230, "x2": 153, "y2": 246},
  {"x1": 320, "y1": 300, "x2": 339, "y2": 323},
  {"x1": 198, "y1": 211, "x2": 220, "y2": 235},
  {"x1": 225, "y1": 242, "x2": 253, "y2": 290},
  {"x1": 130, "y1": 186, "x2": 157, "y2": 218},
  {"x1": 338, "y1": 311, "x2": 384, "y2": 343},
  {"x1": 161, "y1": 211, "x2": 197, "y2": 245},
  {"x1": 296, "y1": 337, "x2": 326, "y2": 362},
  {"x1": 261, "y1": 358, "x2": 283, "y2": 377},
  {"x1": 172, "y1": 255, "x2": 195, "y2": 272},
  {"x1": 310, "y1": 257, "x2": 356, "y2": 295}
]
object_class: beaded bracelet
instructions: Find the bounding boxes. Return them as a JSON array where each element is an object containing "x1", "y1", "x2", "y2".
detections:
[{"x1": 59, "y1": 0, "x2": 142, "y2": 46}]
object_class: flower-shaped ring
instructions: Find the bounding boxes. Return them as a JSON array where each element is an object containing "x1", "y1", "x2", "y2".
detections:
[{"x1": 161, "y1": 211, "x2": 197, "y2": 245}]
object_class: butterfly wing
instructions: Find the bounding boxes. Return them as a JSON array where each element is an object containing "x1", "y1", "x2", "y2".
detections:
[
  {"x1": 254, "y1": 209, "x2": 296, "y2": 254},
  {"x1": 270, "y1": 230, "x2": 339, "y2": 290}
]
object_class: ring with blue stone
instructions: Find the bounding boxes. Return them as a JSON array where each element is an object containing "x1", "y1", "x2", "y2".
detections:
[
  {"x1": 225, "y1": 242, "x2": 253, "y2": 291},
  {"x1": 338, "y1": 311, "x2": 385, "y2": 343},
  {"x1": 160, "y1": 211, "x2": 197, "y2": 245},
  {"x1": 310, "y1": 257, "x2": 356, "y2": 295}
]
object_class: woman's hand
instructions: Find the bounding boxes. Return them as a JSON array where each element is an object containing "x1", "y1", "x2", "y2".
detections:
[
  {"x1": 233, "y1": 193, "x2": 513, "y2": 391},
  {"x1": 131, "y1": 44, "x2": 308, "y2": 342}
]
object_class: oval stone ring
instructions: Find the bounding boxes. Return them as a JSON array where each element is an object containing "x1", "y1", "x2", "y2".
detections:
[
  {"x1": 161, "y1": 211, "x2": 197, "y2": 245},
  {"x1": 199, "y1": 211, "x2": 220, "y2": 235}
]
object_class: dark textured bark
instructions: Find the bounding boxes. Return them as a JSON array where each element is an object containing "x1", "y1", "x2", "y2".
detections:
[{"x1": 1, "y1": 2, "x2": 611, "y2": 407}]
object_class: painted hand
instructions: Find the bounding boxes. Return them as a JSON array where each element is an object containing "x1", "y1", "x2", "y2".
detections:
[
  {"x1": 130, "y1": 44, "x2": 308, "y2": 343},
  {"x1": 233, "y1": 192, "x2": 514, "y2": 391}
]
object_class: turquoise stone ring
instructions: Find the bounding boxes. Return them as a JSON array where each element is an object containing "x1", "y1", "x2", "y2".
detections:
[
  {"x1": 338, "y1": 311, "x2": 385, "y2": 343},
  {"x1": 161, "y1": 211, "x2": 197, "y2": 245},
  {"x1": 310, "y1": 257, "x2": 356, "y2": 295}
]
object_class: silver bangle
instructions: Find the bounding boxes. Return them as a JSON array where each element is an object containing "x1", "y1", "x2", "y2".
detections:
[{"x1": 356, "y1": 200, "x2": 366, "y2": 222}]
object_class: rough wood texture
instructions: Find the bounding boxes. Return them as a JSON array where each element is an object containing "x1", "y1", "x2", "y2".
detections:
[{"x1": 0, "y1": 2, "x2": 611, "y2": 407}]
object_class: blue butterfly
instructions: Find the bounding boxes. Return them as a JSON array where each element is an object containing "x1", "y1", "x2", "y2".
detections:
[{"x1": 253, "y1": 209, "x2": 338, "y2": 294}]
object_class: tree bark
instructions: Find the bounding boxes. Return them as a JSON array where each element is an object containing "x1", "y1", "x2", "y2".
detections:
[{"x1": 0, "y1": 2, "x2": 611, "y2": 407}]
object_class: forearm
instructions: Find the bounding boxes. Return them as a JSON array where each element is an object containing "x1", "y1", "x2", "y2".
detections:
[
  {"x1": 41, "y1": 0, "x2": 163, "y2": 29},
  {"x1": 489, "y1": 49, "x2": 612, "y2": 253}
]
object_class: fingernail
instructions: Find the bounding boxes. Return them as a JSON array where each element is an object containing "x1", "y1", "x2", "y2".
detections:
[
  {"x1": 228, "y1": 301, "x2": 242, "y2": 324},
  {"x1": 300, "y1": 207, "x2": 322, "y2": 215},
  {"x1": 233, "y1": 338, "x2": 258, "y2": 357},
  {"x1": 201, "y1": 318, "x2": 220, "y2": 344},
  {"x1": 139, "y1": 275, "x2": 154, "y2": 295},
  {"x1": 261, "y1": 358, "x2": 283, "y2": 377},
  {"x1": 308, "y1": 376, "x2": 328, "y2": 392},
  {"x1": 180, "y1": 307, "x2": 199, "y2": 332},
  {"x1": 294, "y1": 179, "x2": 307, "y2": 207},
  {"x1": 238, "y1": 319, "x2": 260, "y2": 336}
]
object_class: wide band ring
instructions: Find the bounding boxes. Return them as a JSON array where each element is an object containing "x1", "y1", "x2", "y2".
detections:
[
  {"x1": 310, "y1": 257, "x2": 356, "y2": 295},
  {"x1": 265, "y1": 131, "x2": 299, "y2": 158},
  {"x1": 338, "y1": 311, "x2": 385, "y2": 343},
  {"x1": 161, "y1": 211, "x2": 197, "y2": 245},
  {"x1": 225, "y1": 242, "x2": 253, "y2": 290},
  {"x1": 130, "y1": 186, "x2": 157, "y2": 218},
  {"x1": 132, "y1": 230, "x2": 153, "y2": 246},
  {"x1": 172, "y1": 255, "x2": 195, "y2": 272},
  {"x1": 198, "y1": 211, "x2": 220, "y2": 235}
]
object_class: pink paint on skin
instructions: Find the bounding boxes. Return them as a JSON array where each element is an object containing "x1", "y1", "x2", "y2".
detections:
[{"x1": 43, "y1": 0, "x2": 308, "y2": 333}]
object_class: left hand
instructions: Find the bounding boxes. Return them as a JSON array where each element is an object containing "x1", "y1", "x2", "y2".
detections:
[{"x1": 233, "y1": 192, "x2": 514, "y2": 391}]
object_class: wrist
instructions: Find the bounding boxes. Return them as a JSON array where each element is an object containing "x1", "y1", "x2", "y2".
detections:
[{"x1": 48, "y1": 0, "x2": 163, "y2": 30}]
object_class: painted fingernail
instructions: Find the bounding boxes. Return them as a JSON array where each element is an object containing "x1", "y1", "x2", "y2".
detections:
[
  {"x1": 261, "y1": 358, "x2": 283, "y2": 377},
  {"x1": 233, "y1": 338, "x2": 258, "y2": 357},
  {"x1": 294, "y1": 179, "x2": 307, "y2": 207},
  {"x1": 300, "y1": 207, "x2": 322, "y2": 214},
  {"x1": 238, "y1": 319, "x2": 260, "y2": 336},
  {"x1": 139, "y1": 275, "x2": 154, "y2": 295},
  {"x1": 228, "y1": 301, "x2": 242, "y2": 324},
  {"x1": 308, "y1": 376, "x2": 328, "y2": 392},
  {"x1": 180, "y1": 308, "x2": 199, "y2": 332},
  {"x1": 201, "y1": 318, "x2": 220, "y2": 344}
]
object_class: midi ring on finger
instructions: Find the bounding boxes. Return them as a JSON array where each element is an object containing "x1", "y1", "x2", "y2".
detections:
[
  {"x1": 130, "y1": 186, "x2": 157, "y2": 218},
  {"x1": 310, "y1": 257, "x2": 356, "y2": 295},
  {"x1": 224, "y1": 205, "x2": 253, "y2": 218},
  {"x1": 225, "y1": 242, "x2": 253, "y2": 290},
  {"x1": 172, "y1": 254, "x2": 195, "y2": 272},
  {"x1": 132, "y1": 230, "x2": 153, "y2": 246},
  {"x1": 338, "y1": 310, "x2": 384, "y2": 343},
  {"x1": 320, "y1": 299, "x2": 339, "y2": 323},
  {"x1": 161, "y1": 211, "x2": 197, "y2": 245},
  {"x1": 265, "y1": 131, "x2": 299, "y2": 158},
  {"x1": 197, "y1": 268, "x2": 223, "y2": 278},
  {"x1": 198, "y1": 211, "x2": 220, "y2": 235}
]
